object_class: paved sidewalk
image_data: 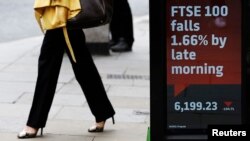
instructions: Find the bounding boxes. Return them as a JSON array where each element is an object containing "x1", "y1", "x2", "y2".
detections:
[{"x1": 0, "y1": 15, "x2": 150, "y2": 141}]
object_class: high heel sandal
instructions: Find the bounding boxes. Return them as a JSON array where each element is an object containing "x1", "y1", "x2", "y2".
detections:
[
  {"x1": 88, "y1": 117, "x2": 115, "y2": 133},
  {"x1": 17, "y1": 128, "x2": 43, "y2": 139}
]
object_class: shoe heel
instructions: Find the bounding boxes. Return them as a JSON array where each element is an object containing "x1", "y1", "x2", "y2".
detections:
[
  {"x1": 40, "y1": 128, "x2": 43, "y2": 136},
  {"x1": 112, "y1": 116, "x2": 115, "y2": 124}
]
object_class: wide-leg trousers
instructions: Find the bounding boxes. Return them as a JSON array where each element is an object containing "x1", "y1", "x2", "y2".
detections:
[{"x1": 27, "y1": 28, "x2": 115, "y2": 128}]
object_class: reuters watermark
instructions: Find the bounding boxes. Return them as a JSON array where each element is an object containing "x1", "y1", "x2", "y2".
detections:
[
  {"x1": 208, "y1": 125, "x2": 248, "y2": 140},
  {"x1": 212, "y1": 129, "x2": 246, "y2": 136}
]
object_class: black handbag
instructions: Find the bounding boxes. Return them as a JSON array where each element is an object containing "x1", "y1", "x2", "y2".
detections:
[
  {"x1": 67, "y1": 0, "x2": 114, "y2": 29},
  {"x1": 34, "y1": 0, "x2": 113, "y2": 63}
]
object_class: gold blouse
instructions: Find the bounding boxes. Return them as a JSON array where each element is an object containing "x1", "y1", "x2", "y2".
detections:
[
  {"x1": 34, "y1": 0, "x2": 81, "y2": 30},
  {"x1": 34, "y1": 0, "x2": 81, "y2": 63}
]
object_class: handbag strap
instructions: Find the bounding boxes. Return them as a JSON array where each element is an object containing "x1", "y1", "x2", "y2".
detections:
[{"x1": 35, "y1": 12, "x2": 77, "y2": 63}]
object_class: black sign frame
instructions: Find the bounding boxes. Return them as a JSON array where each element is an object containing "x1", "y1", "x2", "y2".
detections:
[{"x1": 150, "y1": 0, "x2": 249, "y2": 141}]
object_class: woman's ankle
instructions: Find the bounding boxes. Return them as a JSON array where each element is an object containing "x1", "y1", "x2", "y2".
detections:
[
  {"x1": 24, "y1": 126, "x2": 38, "y2": 133},
  {"x1": 96, "y1": 121, "x2": 105, "y2": 127}
]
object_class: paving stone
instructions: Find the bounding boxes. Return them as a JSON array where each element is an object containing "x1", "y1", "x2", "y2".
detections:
[
  {"x1": 55, "y1": 107, "x2": 148, "y2": 123},
  {"x1": 109, "y1": 96, "x2": 149, "y2": 109},
  {"x1": 53, "y1": 106, "x2": 93, "y2": 121},
  {"x1": 16, "y1": 92, "x2": 86, "y2": 106},
  {"x1": 0, "y1": 72, "x2": 73, "y2": 83},
  {"x1": 0, "y1": 64, "x2": 7, "y2": 70},
  {"x1": 44, "y1": 119, "x2": 148, "y2": 137},
  {"x1": 101, "y1": 78, "x2": 134, "y2": 86},
  {"x1": 0, "y1": 133, "x2": 93, "y2": 141},
  {"x1": 108, "y1": 86, "x2": 149, "y2": 98},
  {"x1": 133, "y1": 79, "x2": 150, "y2": 87},
  {"x1": 0, "y1": 117, "x2": 27, "y2": 133},
  {"x1": 57, "y1": 83, "x2": 110, "y2": 95}
]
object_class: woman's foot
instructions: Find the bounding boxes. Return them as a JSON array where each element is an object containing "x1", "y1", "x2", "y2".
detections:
[
  {"x1": 88, "y1": 121, "x2": 105, "y2": 132},
  {"x1": 88, "y1": 117, "x2": 115, "y2": 133},
  {"x1": 17, "y1": 126, "x2": 42, "y2": 139}
]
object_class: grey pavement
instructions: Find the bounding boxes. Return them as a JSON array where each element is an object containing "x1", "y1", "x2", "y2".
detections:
[{"x1": 0, "y1": 6, "x2": 150, "y2": 141}]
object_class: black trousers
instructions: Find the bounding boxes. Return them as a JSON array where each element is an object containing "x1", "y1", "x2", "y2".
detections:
[
  {"x1": 27, "y1": 28, "x2": 115, "y2": 128},
  {"x1": 110, "y1": 0, "x2": 134, "y2": 46}
]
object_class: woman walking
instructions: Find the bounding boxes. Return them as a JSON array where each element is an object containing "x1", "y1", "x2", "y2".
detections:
[{"x1": 17, "y1": 0, "x2": 115, "y2": 139}]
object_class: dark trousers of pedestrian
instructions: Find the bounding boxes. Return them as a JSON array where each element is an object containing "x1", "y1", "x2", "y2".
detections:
[
  {"x1": 26, "y1": 28, "x2": 115, "y2": 128},
  {"x1": 110, "y1": 0, "x2": 134, "y2": 47}
]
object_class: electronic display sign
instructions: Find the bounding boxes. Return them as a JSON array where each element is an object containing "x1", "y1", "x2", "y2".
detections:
[{"x1": 166, "y1": 0, "x2": 242, "y2": 129}]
